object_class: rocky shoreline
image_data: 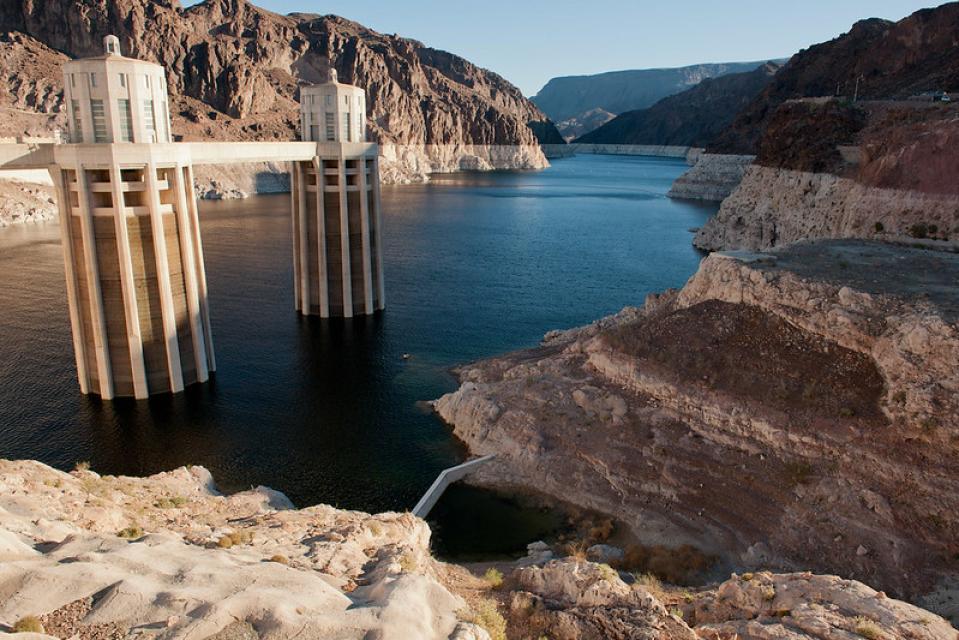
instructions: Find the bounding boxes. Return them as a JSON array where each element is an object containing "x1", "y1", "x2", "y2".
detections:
[
  {"x1": 667, "y1": 153, "x2": 754, "y2": 202},
  {"x1": 434, "y1": 240, "x2": 959, "y2": 627},
  {"x1": 694, "y1": 165, "x2": 959, "y2": 252},
  {"x1": 2, "y1": 459, "x2": 955, "y2": 639}
]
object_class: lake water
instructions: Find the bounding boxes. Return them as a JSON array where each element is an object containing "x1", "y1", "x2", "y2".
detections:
[{"x1": 0, "y1": 154, "x2": 714, "y2": 555}]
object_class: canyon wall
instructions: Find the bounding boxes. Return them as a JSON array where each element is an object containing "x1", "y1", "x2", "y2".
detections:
[
  {"x1": 694, "y1": 165, "x2": 959, "y2": 251},
  {"x1": 0, "y1": 0, "x2": 559, "y2": 187}
]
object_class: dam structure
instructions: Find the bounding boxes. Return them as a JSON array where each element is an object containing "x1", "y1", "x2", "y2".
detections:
[
  {"x1": 292, "y1": 71, "x2": 385, "y2": 317},
  {"x1": 1, "y1": 37, "x2": 387, "y2": 398},
  {"x1": 51, "y1": 36, "x2": 214, "y2": 399}
]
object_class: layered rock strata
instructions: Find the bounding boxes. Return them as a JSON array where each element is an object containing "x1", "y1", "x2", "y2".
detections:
[
  {"x1": 668, "y1": 154, "x2": 754, "y2": 202},
  {"x1": 435, "y1": 241, "x2": 959, "y2": 605},
  {"x1": 695, "y1": 100, "x2": 959, "y2": 251},
  {"x1": 694, "y1": 165, "x2": 959, "y2": 250}
]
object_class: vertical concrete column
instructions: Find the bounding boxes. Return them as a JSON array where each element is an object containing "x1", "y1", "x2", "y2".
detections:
[
  {"x1": 290, "y1": 162, "x2": 301, "y2": 311},
  {"x1": 172, "y1": 162, "x2": 210, "y2": 383},
  {"x1": 337, "y1": 156, "x2": 353, "y2": 317},
  {"x1": 295, "y1": 160, "x2": 311, "y2": 314},
  {"x1": 75, "y1": 164, "x2": 115, "y2": 399},
  {"x1": 357, "y1": 153, "x2": 374, "y2": 314},
  {"x1": 107, "y1": 162, "x2": 149, "y2": 398},
  {"x1": 144, "y1": 161, "x2": 184, "y2": 394},
  {"x1": 184, "y1": 163, "x2": 216, "y2": 372},
  {"x1": 48, "y1": 165, "x2": 90, "y2": 394},
  {"x1": 371, "y1": 155, "x2": 385, "y2": 310},
  {"x1": 311, "y1": 156, "x2": 330, "y2": 318}
]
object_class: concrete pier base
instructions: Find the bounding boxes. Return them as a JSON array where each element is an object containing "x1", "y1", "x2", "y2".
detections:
[
  {"x1": 291, "y1": 142, "x2": 384, "y2": 318},
  {"x1": 50, "y1": 144, "x2": 215, "y2": 399}
]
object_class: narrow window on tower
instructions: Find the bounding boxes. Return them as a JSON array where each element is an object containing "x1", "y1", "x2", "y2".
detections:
[
  {"x1": 325, "y1": 112, "x2": 335, "y2": 141},
  {"x1": 71, "y1": 100, "x2": 83, "y2": 143},
  {"x1": 117, "y1": 99, "x2": 133, "y2": 142},
  {"x1": 143, "y1": 99, "x2": 156, "y2": 142},
  {"x1": 90, "y1": 100, "x2": 107, "y2": 142}
]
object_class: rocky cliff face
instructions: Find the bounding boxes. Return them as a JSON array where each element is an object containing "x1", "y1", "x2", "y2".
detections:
[
  {"x1": 435, "y1": 241, "x2": 959, "y2": 610},
  {"x1": 576, "y1": 63, "x2": 780, "y2": 147},
  {"x1": 667, "y1": 154, "x2": 754, "y2": 202},
  {"x1": 710, "y1": 3, "x2": 959, "y2": 154},
  {"x1": 694, "y1": 100, "x2": 959, "y2": 251},
  {"x1": 0, "y1": 0, "x2": 562, "y2": 182}
]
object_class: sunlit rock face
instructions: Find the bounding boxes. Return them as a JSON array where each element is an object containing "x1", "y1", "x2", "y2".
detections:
[{"x1": 0, "y1": 0, "x2": 560, "y2": 183}]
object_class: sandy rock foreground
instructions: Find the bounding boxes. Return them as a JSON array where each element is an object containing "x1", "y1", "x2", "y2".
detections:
[{"x1": 1, "y1": 460, "x2": 955, "y2": 639}]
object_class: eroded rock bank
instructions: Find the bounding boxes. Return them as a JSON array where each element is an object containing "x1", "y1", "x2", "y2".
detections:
[
  {"x1": 434, "y1": 240, "x2": 959, "y2": 616},
  {"x1": 693, "y1": 100, "x2": 959, "y2": 252},
  {"x1": 2, "y1": 460, "x2": 954, "y2": 640},
  {"x1": 668, "y1": 153, "x2": 754, "y2": 202}
]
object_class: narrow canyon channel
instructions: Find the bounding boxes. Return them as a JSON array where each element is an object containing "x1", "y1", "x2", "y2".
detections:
[{"x1": 0, "y1": 154, "x2": 716, "y2": 557}]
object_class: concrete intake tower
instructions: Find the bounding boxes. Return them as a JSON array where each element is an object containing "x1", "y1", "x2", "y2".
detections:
[
  {"x1": 52, "y1": 36, "x2": 214, "y2": 400},
  {"x1": 291, "y1": 70, "x2": 385, "y2": 317},
  {"x1": 35, "y1": 39, "x2": 387, "y2": 399}
]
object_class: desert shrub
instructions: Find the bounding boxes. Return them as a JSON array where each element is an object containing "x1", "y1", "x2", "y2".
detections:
[
  {"x1": 465, "y1": 598, "x2": 507, "y2": 640},
  {"x1": 74, "y1": 460, "x2": 90, "y2": 472},
  {"x1": 483, "y1": 567, "x2": 504, "y2": 588},
  {"x1": 12, "y1": 616, "x2": 44, "y2": 634},
  {"x1": 563, "y1": 540, "x2": 590, "y2": 561},
  {"x1": 154, "y1": 496, "x2": 187, "y2": 509},
  {"x1": 117, "y1": 526, "x2": 144, "y2": 539},
  {"x1": 219, "y1": 530, "x2": 253, "y2": 547},
  {"x1": 874, "y1": 222, "x2": 884, "y2": 233},
  {"x1": 909, "y1": 223, "x2": 929, "y2": 239},
  {"x1": 398, "y1": 553, "x2": 417, "y2": 573},
  {"x1": 839, "y1": 407, "x2": 856, "y2": 418},
  {"x1": 597, "y1": 563, "x2": 618, "y2": 582},
  {"x1": 632, "y1": 572, "x2": 666, "y2": 601},
  {"x1": 854, "y1": 616, "x2": 883, "y2": 639},
  {"x1": 269, "y1": 554, "x2": 289, "y2": 564},
  {"x1": 761, "y1": 585, "x2": 776, "y2": 601}
]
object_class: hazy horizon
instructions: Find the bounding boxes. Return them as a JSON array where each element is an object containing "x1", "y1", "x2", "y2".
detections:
[{"x1": 184, "y1": 0, "x2": 942, "y2": 96}]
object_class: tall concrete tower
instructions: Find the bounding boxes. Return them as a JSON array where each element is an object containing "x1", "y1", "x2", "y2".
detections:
[
  {"x1": 51, "y1": 36, "x2": 214, "y2": 399},
  {"x1": 291, "y1": 70, "x2": 384, "y2": 317}
]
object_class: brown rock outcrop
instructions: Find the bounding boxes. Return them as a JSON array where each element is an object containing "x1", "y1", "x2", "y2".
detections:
[
  {"x1": 434, "y1": 241, "x2": 959, "y2": 605},
  {"x1": 710, "y1": 3, "x2": 959, "y2": 154}
]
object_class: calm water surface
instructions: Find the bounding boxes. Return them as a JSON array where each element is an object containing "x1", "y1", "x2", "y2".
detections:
[{"x1": 0, "y1": 154, "x2": 714, "y2": 553}]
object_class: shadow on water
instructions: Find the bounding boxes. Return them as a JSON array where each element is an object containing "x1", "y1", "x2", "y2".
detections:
[{"x1": 0, "y1": 154, "x2": 717, "y2": 558}]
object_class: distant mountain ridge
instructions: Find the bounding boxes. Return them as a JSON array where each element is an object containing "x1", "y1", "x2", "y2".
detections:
[
  {"x1": 532, "y1": 60, "x2": 782, "y2": 138},
  {"x1": 575, "y1": 62, "x2": 781, "y2": 147}
]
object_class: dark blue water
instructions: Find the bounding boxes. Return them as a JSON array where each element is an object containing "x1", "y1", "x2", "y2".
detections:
[{"x1": 0, "y1": 154, "x2": 713, "y2": 526}]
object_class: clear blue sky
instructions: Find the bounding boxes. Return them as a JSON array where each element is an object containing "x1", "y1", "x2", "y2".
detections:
[{"x1": 185, "y1": 0, "x2": 941, "y2": 96}]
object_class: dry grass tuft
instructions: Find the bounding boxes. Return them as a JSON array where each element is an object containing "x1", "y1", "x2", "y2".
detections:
[
  {"x1": 13, "y1": 615, "x2": 44, "y2": 634},
  {"x1": 464, "y1": 598, "x2": 507, "y2": 640},
  {"x1": 483, "y1": 567, "x2": 504, "y2": 588}
]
